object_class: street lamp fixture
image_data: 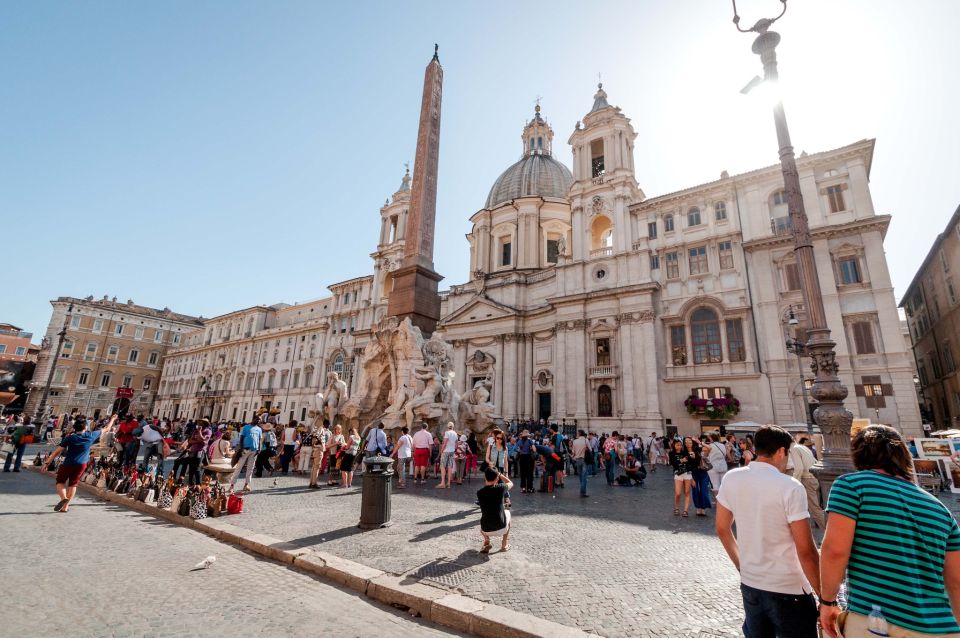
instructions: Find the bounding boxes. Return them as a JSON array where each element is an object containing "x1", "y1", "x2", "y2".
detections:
[
  {"x1": 732, "y1": 0, "x2": 854, "y2": 491},
  {"x1": 785, "y1": 306, "x2": 813, "y2": 437}
]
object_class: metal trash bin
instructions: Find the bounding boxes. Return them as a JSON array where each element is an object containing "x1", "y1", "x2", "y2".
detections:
[{"x1": 358, "y1": 454, "x2": 394, "y2": 530}]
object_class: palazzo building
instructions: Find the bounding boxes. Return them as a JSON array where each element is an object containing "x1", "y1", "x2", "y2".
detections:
[{"x1": 154, "y1": 85, "x2": 920, "y2": 437}]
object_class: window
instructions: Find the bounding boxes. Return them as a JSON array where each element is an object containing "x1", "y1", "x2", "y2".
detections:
[
  {"x1": 148, "y1": 351, "x2": 159, "y2": 366},
  {"x1": 333, "y1": 354, "x2": 345, "y2": 377},
  {"x1": 839, "y1": 257, "x2": 862, "y2": 285},
  {"x1": 61, "y1": 340, "x2": 73, "y2": 358},
  {"x1": 941, "y1": 249, "x2": 950, "y2": 273},
  {"x1": 770, "y1": 190, "x2": 790, "y2": 234},
  {"x1": 851, "y1": 321, "x2": 876, "y2": 354},
  {"x1": 546, "y1": 239, "x2": 560, "y2": 264},
  {"x1": 0, "y1": 345, "x2": 5, "y2": 355},
  {"x1": 107, "y1": 345, "x2": 119, "y2": 362},
  {"x1": 670, "y1": 326, "x2": 687, "y2": 365},
  {"x1": 115, "y1": 324, "x2": 124, "y2": 336},
  {"x1": 826, "y1": 184, "x2": 846, "y2": 213},
  {"x1": 949, "y1": 279, "x2": 958, "y2": 305},
  {"x1": 932, "y1": 354, "x2": 943, "y2": 379},
  {"x1": 53, "y1": 368, "x2": 65, "y2": 383},
  {"x1": 687, "y1": 207, "x2": 702, "y2": 227},
  {"x1": 501, "y1": 240, "x2": 512, "y2": 267},
  {"x1": 726, "y1": 319, "x2": 745, "y2": 362},
  {"x1": 597, "y1": 385, "x2": 613, "y2": 417},
  {"x1": 691, "y1": 307, "x2": 722, "y2": 364},
  {"x1": 647, "y1": 221, "x2": 658, "y2": 239},
  {"x1": 665, "y1": 252, "x2": 680, "y2": 279},
  {"x1": 85, "y1": 343, "x2": 97, "y2": 360},
  {"x1": 596, "y1": 338, "x2": 611, "y2": 366},
  {"x1": 128, "y1": 349, "x2": 139, "y2": 363},
  {"x1": 688, "y1": 246, "x2": 708, "y2": 275},
  {"x1": 304, "y1": 367, "x2": 314, "y2": 388},
  {"x1": 339, "y1": 319, "x2": 347, "y2": 334},
  {"x1": 15, "y1": 346, "x2": 25, "y2": 356},
  {"x1": 93, "y1": 319, "x2": 103, "y2": 333},
  {"x1": 122, "y1": 375, "x2": 133, "y2": 388},
  {"x1": 155, "y1": 329, "x2": 163, "y2": 343},
  {"x1": 100, "y1": 373, "x2": 112, "y2": 387},
  {"x1": 143, "y1": 377, "x2": 153, "y2": 390},
  {"x1": 715, "y1": 201, "x2": 727, "y2": 221},
  {"x1": 78, "y1": 371, "x2": 90, "y2": 386},
  {"x1": 664, "y1": 214, "x2": 675, "y2": 233},
  {"x1": 71, "y1": 316, "x2": 81, "y2": 329},
  {"x1": 293, "y1": 370, "x2": 300, "y2": 389},
  {"x1": 649, "y1": 255, "x2": 660, "y2": 270},
  {"x1": 173, "y1": 333, "x2": 181, "y2": 345},
  {"x1": 134, "y1": 326, "x2": 144, "y2": 340},
  {"x1": 719, "y1": 241, "x2": 734, "y2": 270},
  {"x1": 783, "y1": 262, "x2": 801, "y2": 291},
  {"x1": 944, "y1": 343, "x2": 957, "y2": 374},
  {"x1": 860, "y1": 375, "x2": 887, "y2": 409},
  {"x1": 590, "y1": 139, "x2": 605, "y2": 177}
]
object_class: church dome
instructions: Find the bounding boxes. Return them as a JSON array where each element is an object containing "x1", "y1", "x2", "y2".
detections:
[{"x1": 484, "y1": 105, "x2": 573, "y2": 209}]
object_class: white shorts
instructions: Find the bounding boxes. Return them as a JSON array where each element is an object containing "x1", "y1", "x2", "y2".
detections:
[
  {"x1": 481, "y1": 510, "x2": 511, "y2": 538},
  {"x1": 674, "y1": 472, "x2": 693, "y2": 481}
]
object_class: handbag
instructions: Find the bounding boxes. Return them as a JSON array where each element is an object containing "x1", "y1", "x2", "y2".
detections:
[
  {"x1": 20, "y1": 434, "x2": 35, "y2": 445},
  {"x1": 177, "y1": 490, "x2": 192, "y2": 516},
  {"x1": 157, "y1": 486, "x2": 173, "y2": 510},
  {"x1": 226, "y1": 492, "x2": 244, "y2": 515},
  {"x1": 189, "y1": 491, "x2": 208, "y2": 520},
  {"x1": 1, "y1": 442, "x2": 14, "y2": 455},
  {"x1": 230, "y1": 446, "x2": 244, "y2": 467},
  {"x1": 699, "y1": 455, "x2": 713, "y2": 472}
]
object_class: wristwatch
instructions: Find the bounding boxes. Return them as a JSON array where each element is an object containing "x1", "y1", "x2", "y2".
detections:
[{"x1": 818, "y1": 597, "x2": 838, "y2": 607}]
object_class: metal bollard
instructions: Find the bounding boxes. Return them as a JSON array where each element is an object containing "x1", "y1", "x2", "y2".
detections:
[{"x1": 358, "y1": 454, "x2": 394, "y2": 530}]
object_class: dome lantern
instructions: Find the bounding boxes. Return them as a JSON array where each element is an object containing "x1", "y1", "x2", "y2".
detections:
[{"x1": 521, "y1": 103, "x2": 554, "y2": 157}]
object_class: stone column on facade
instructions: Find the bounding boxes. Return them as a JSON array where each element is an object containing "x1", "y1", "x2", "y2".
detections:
[
  {"x1": 618, "y1": 314, "x2": 638, "y2": 418},
  {"x1": 451, "y1": 340, "x2": 466, "y2": 395},
  {"x1": 553, "y1": 327, "x2": 567, "y2": 417},
  {"x1": 398, "y1": 210, "x2": 408, "y2": 241},
  {"x1": 639, "y1": 314, "x2": 659, "y2": 421},
  {"x1": 573, "y1": 320, "x2": 588, "y2": 420},
  {"x1": 571, "y1": 205, "x2": 585, "y2": 261},
  {"x1": 495, "y1": 335, "x2": 505, "y2": 409},
  {"x1": 613, "y1": 193, "x2": 630, "y2": 254},
  {"x1": 525, "y1": 334, "x2": 535, "y2": 419},
  {"x1": 503, "y1": 333, "x2": 518, "y2": 419}
]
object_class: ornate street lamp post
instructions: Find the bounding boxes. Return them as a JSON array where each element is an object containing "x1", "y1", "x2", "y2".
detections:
[
  {"x1": 731, "y1": 0, "x2": 854, "y2": 490},
  {"x1": 785, "y1": 306, "x2": 813, "y2": 437},
  {"x1": 33, "y1": 303, "x2": 73, "y2": 432}
]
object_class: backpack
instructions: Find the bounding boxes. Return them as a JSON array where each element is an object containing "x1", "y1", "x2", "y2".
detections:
[{"x1": 583, "y1": 446, "x2": 595, "y2": 466}]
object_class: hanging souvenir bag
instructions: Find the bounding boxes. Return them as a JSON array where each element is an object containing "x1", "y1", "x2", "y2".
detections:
[
  {"x1": 226, "y1": 491, "x2": 244, "y2": 515},
  {"x1": 169, "y1": 487, "x2": 185, "y2": 515},
  {"x1": 189, "y1": 489, "x2": 208, "y2": 520},
  {"x1": 177, "y1": 488, "x2": 192, "y2": 516},
  {"x1": 96, "y1": 470, "x2": 108, "y2": 489},
  {"x1": 157, "y1": 483, "x2": 173, "y2": 510}
]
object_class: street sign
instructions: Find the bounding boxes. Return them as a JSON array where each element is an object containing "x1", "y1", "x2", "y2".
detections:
[{"x1": 115, "y1": 387, "x2": 134, "y2": 399}]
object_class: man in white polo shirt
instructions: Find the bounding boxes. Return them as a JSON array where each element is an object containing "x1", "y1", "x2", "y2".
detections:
[{"x1": 715, "y1": 425, "x2": 821, "y2": 638}]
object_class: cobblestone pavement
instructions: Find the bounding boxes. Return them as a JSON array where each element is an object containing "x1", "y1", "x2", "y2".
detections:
[
  {"x1": 0, "y1": 469, "x2": 462, "y2": 638},
  {"x1": 207, "y1": 463, "x2": 746, "y2": 637}
]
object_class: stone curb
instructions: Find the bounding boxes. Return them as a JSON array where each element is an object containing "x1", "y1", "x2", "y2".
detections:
[{"x1": 29, "y1": 466, "x2": 591, "y2": 638}]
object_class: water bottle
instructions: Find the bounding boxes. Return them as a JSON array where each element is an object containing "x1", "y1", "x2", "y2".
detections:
[{"x1": 868, "y1": 605, "x2": 890, "y2": 636}]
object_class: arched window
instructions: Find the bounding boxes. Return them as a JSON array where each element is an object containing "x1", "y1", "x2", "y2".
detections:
[
  {"x1": 304, "y1": 365, "x2": 315, "y2": 388},
  {"x1": 691, "y1": 307, "x2": 722, "y2": 364},
  {"x1": 597, "y1": 385, "x2": 613, "y2": 417},
  {"x1": 590, "y1": 216, "x2": 613, "y2": 252},
  {"x1": 687, "y1": 207, "x2": 701, "y2": 227},
  {"x1": 236, "y1": 373, "x2": 245, "y2": 391},
  {"x1": 333, "y1": 354, "x2": 345, "y2": 376},
  {"x1": 770, "y1": 190, "x2": 790, "y2": 234},
  {"x1": 664, "y1": 214, "x2": 675, "y2": 233}
]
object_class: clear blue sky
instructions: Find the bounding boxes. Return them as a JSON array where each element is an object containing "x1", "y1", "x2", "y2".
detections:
[{"x1": 4, "y1": 0, "x2": 959, "y2": 338}]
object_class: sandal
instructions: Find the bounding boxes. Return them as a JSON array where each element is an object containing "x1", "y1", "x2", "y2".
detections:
[
  {"x1": 673, "y1": 508, "x2": 680, "y2": 516},
  {"x1": 479, "y1": 544, "x2": 492, "y2": 554},
  {"x1": 54, "y1": 499, "x2": 68, "y2": 512},
  {"x1": 682, "y1": 510, "x2": 689, "y2": 517},
  {"x1": 500, "y1": 543, "x2": 510, "y2": 552}
]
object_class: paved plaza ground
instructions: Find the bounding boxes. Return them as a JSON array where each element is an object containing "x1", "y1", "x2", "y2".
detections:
[
  {"x1": 9, "y1": 449, "x2": 960, "y2": 638},
  {"x1": 0, "y1": 469, "x2": 463, "y2": 638}
]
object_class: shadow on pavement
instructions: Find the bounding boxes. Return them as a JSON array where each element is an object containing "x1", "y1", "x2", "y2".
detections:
[{"x1": 288, "y1": 524, "x2": 364, "y2": 548}]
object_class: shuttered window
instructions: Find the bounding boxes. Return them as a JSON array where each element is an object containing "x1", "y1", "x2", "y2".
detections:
[{"x1": 851, "y1": 321, "x2": 876, "y2": 354}]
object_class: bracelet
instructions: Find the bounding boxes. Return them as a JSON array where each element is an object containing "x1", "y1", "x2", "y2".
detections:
[{"x1": 818, "y1": 597, "x2": 838, "y2": 607}]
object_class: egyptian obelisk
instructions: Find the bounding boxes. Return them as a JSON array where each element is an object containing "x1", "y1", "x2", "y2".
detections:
[{"x1": 388, "y1": 45, "x2": 444, "y2": 335}]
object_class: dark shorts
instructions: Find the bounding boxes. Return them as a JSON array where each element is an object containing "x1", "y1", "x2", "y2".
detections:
[
  {"x1": 740, "y1": 583, "x2": 818, "y2": 638},
  {"x1": 56, "y1": 462, "x2": 87, "y2": 487},
  {"x1": 413, "y1": 448, "x2": 430, "y2": 468}
]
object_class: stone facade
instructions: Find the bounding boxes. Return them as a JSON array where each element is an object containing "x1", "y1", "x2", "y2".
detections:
[
  {"x1": 25, "y1": 296, "x2": 202, "y2": 418},
  {"x1": 900, "y1": 204, "x2": 960, "y2": 430},
  {"x1": 151, "y1": 85, "x2": 919, "y2": 438}
]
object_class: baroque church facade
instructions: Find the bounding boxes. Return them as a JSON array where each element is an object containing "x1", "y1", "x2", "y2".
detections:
[{"x1": 155, "y1": 85, "x2": 921, "y2": 438}]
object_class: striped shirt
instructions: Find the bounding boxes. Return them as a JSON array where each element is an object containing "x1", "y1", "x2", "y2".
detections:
[{"x1": 827, "y1": 471, "x2": 960, "y2": 634}]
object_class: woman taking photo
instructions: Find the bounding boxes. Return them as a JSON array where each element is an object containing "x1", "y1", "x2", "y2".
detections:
[
  {"x1": 486, "y1": 429, "x2": 511, "y2": 506},
  {"x1": 339, "y1": 427, "x2": 362, "y2": 488},
  {"x1": 669, "y1": 439, "x2": 694, "y2": 517},
  {"x1": 819, "y1": 425, "x2": 960, "y2": 637}
]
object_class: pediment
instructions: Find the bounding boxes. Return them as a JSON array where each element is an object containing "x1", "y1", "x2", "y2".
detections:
[{"x1": 441, "y1": 296, "x2": 517, "y2": 325}]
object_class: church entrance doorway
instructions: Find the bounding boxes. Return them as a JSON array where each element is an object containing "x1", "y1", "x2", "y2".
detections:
[{"x1": 538, "y1": 392, "x2": 552, "y2": 422}]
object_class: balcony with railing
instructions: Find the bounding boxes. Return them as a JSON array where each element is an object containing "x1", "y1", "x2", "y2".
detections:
[
  {"x1": 589, "y1": 247, "x2": 614, "y2": 258},
  {"x1": 588, "y1": 365, "x2": 619, "y2": 379},
  {"x1": 0, "y1": 328, "x2": 32, "y2": 339},
  {"x1": 770, "y1": 216, "x2": 792, "y2": 236},
  {"x1": 260, "y1": 387, "x2": 277, "y2": 396}
]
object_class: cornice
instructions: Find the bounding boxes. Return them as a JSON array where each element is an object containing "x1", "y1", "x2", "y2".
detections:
[{"x1": 741, "y1": 215, "x2": 890, "y2": 251}]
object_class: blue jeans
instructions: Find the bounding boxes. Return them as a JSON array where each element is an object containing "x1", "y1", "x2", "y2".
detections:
[
  {"x1": 3, "y1": 443, "x2": 26, "y2": 471},
  {"x1": 575, "y1": 459, "x2": 588, "y2": 495},
  {"x1": 122, "y1": 441, "x2": 140, "y2": 467},
  {"x1": 741, "y1": 584, "x2": 818, "y2": 638},
  {"x1": 605, "y1": 455, "x2": 618, "y2": 485}
]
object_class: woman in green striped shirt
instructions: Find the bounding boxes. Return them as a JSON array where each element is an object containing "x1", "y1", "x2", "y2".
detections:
[{"x1": 820, "y1": 425, "x2": 960, "y2": 637}]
